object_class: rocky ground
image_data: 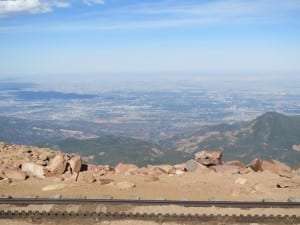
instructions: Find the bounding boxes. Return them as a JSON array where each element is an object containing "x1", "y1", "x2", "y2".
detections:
[{"x1": 0, "y1": 142, "x2": 299, "y2": 201}]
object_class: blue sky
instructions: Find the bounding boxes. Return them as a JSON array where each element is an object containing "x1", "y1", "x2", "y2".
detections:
[{"x1": 0, "y1": 0, "x2": 300, "y2": 78}]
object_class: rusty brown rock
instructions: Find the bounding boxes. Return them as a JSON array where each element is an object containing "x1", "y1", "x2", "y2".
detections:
[{"x1": 195, "y1": 150, "x2": 222, "y2": 166}]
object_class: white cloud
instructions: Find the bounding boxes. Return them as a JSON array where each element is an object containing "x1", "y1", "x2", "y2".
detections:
[
  {"x1": 0, "y1": 0, "x2": 70, "y2": 17},
  {"x1": 83, "y1": 0, "x2": 104, "y2": 6}
]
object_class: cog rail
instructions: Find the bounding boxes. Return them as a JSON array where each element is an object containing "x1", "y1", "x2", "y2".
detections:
[{"x1": 0, "y1": 198, "x2": 300, "y2": 208}]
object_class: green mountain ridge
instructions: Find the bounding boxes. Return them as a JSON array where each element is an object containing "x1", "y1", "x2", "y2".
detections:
[
  {"x1": 173, "y1": 112, "x2": 300, "y2": 165},
  {"x1": 43, "y1": 135, "x2": 165, "y2": 167}
]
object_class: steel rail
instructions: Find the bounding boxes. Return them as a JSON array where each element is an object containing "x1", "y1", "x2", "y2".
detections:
[{"x1": 0, "y1": 198, "x2": 299, "y2": 208}]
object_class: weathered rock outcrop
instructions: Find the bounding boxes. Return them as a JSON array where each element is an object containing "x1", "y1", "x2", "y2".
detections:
[{"x1": 195, "y1": 150, "x2": 222, "y2": 166}]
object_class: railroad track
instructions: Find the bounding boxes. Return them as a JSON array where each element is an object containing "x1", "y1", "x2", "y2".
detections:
[
  {"x1": 1, "y1": 199, "x2": 299, "y2": 224},
  {"x1": 0, "y1": 198, "x2": 300, "y2": 208}
]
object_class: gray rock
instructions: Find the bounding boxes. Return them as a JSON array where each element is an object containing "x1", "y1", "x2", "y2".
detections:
[
  {"x1": 288, "y1": 197, "x2": 300, "y2": 202},
  {"x1": 185, "y1": 160, "x2": 199, "y2": 172},
  {"x1": 155, "y1": 197, "x2": 165, "y2": 201}
]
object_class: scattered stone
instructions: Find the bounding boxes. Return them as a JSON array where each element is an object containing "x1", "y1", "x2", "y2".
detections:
[
  {"x1": 225, "y1": 160, "x2": 246, "y2": 167},
  {"x1": 235, "y1": 177, "x2": 247, "y2": 185},
  {"x1": 42, "y1": 184, "x2": 67, "y2": 191},
  {"x1": 211, "y1": 164, "x2": 240, "y2": 174},
  {"x1": 25, "y1": 195, "x2": 39, "y2": 199},
  {"x1": 85, "y1": 172, "x2": 96, "y2": 183},
  {"x1": 98, "y1": 178, "x2": 114, "y2": 185},
  {"x1": 38, "y1": 152, "x2": 49, "y2": 161},
  {"x1": 128, "y1": 195, "x2": 140, "y2": 200},
  {"x1": 292, "y1": 144, "x2": 300, "y2": 152},
  {"x1": 115, "y1": 163, "x2": 138, "y2": 175},
  {"x1": 101, "y1": 195, "x2": 113, "y2": 200},
  {"x1": 249, "y1": 158, "x2": 263, "y2": 172},
  {"x1": 147, "y1": 166, "x2": 168, "y2": 175},
  {"x1": 155, "y1": 165, "x2": 175, "y2": 174},
  {"x1": 49, "y1": 194, "x2": 62, "y2": 199},
  {"x1": 175, "y1": 170, "x2": 185, "y2": 175},
  {"x1": 0, "y1": 142, "x2": 7, "y2": 149},
  {"x1": 22, "y1": 163, "x2": 45, "y2": 179},
  {"x1": 0, "y1": 194, "x2": 12, "y2": 199},
  {"x1": 185, "y1": 159, "x2": 199, "y2": 172},
  {"x1": 68, "y1": 156, "x2": 82, "y2": 174},
  {"x1": 174, "y1": 163, "x2": 187, "y2": 171},
  {"x1": 262, "y1": 160, "x2": 293, "y2": 178},
  {"x1": 144, "y1": 176, "x2": 159, "y2": 182},
  {"x1": 116, "y1": 181, "x2": 135, "y2": 190},
  {"x1": 45, "y1": 154, "x2": 66, "y2": 177},
  {"x1": 195, "y1": 150, "x2": 222, "y2": 166},
  {"x1": 287, "y1": 197, "x2": 300, "y2": 202},
  {"x1": 262, "y1": 198, "x2": 275, "y2": 202},
  {"x1": 35, "y1": 160, "x2": 47, "y2": 166},
  {"x1": 76, "y1": 195, "x2": 87, "y2": 199},
  {"x1": 3, "y1": 168, "x2": 27, "y2": 181},
  {"x1": 276, "y1": 181, "x2": 299, "y2": 189}
]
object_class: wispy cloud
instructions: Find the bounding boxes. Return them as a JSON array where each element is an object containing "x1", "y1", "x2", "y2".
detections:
[
  {"x1": 0, "y1": 0, "x2": 300, "y2": 31},
  {"x1": 0, "y1": 0, "x2": 70, "y2": 17},
  {"x1": 83, "y1": 0, "x2": 104, "y2": 6}
]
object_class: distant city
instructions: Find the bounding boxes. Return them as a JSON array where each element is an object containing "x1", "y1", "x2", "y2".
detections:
[{"x1": 0, "y1": 77, "x2": 299, "y2": 144}]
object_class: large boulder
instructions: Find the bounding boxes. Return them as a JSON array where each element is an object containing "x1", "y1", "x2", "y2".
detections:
[
  {"x1": 195, "y1": 150, "x2": 222, "y2": 166},
  {"x1": 45, "y1": 154, "x2": 66, "y2": 177},
  {"x1": 262, "y1": 160, "x2": 293, "y2": 178},
  {"x1": 22, "y1": 163, "x2": 45, "y2": 179},
  {"x1": 4, "y1": 168, "x2": 27, "y2": 181},
  {"x1": 68, "y1": 156, "x2": 82, "y2": 174},
  {"x1": 115, "y1": 163, "x2": 138, "y2": 175}
]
